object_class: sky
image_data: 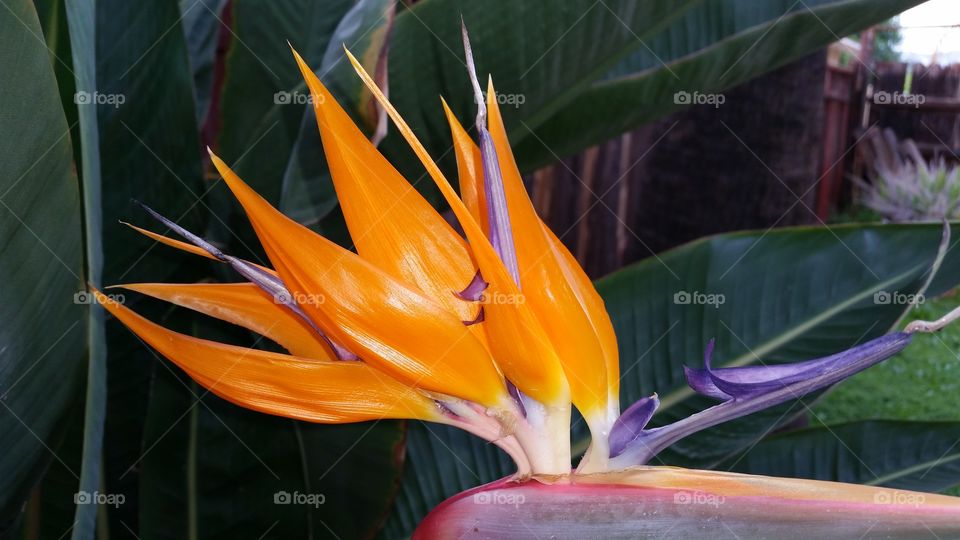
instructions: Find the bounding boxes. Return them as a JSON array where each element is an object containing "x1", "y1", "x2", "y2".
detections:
[{"x1": 898, "y1": 0, "x2": 960, "y2": 64}]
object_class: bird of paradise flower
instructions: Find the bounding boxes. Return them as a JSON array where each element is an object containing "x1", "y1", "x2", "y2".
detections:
[{"x1": 90, "y1": 26, "x2": 960, "y2": 539}]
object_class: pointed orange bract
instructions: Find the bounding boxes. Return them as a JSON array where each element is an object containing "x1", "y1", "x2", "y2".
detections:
[
  {"x1": 541, "y1": 224, "x2": 620, "y2": 401},
  {"x1": 208, "y1": 152, "x2": 508, "y2": 409},
  {"x1": 123, "y1": 222, "x2": 218, "y2": 262},
  {"x1": 117, "y1": 282, "x2": 334, "y2": 360},
  {"x1": 123, "y1": 222, "x2": 279, "y2": 276},
  {"x1": 344, "y1": 49, "x2": 569, "y2": 405},
  {"x1": 442, "y1": 93, "x2": 620, "y2": 417},
  {"x1": 481, "y1": 80, "x2": 617, "y2": 418},
  {"x1": 441, "y1": 98, "x2": 488, "y2": 234},
  {"x1": 92, "y1": 289, "x2": 440, "y2": 423},
  {"x1": 292, "y1": 50, "x2": 479, "y2": 324}
]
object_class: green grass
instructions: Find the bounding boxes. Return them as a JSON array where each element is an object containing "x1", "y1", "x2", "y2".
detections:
[{"x1": 812, "y1": 293, "x2": 960, "y2": 495}]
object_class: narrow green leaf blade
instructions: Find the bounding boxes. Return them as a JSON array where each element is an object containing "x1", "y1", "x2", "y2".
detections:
[{"x1": 63, "y1": 0, "x2": 207, "y2": 535}]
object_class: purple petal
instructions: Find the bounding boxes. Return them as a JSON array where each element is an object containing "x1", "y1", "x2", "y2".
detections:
[
  {"x1": 683, "y1": 366, "x2": 730, "y2": 400},
  {"x1": 455, "y1": 270, "x2": 488, "y2": 301},
  {"x1": 683, "y1": 338, "x2": 732, "y2": 400},
  {"x1": 608, "y1": 394, "x2": 660, "y2": 458},
  {"x1": 462, "y1": 307, "x2": 485, "y2": 326},
  {"x1": 461, "y1": 23, "x2": 520, "y2": 284},
  {"x1": 478, "y1": 129, "x2": 520, "y2": 282},
  {"x1": 134, "y1": 200, "x2": 226, "y2": 259},
  {"x1": 685, "y1": 337, "x2": 902, "y2": 401},
  {"x1": 135, "y1": 202, "x2": 358, "y2": 361},
  {"x1": 614, "y1": 332, "x2": 913, "y2": 466}
]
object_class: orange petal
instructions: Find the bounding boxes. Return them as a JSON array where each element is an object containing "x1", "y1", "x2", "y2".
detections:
[
  {"x1": 293, "y1": 50, "x2": 480, "y2": 323},
  {"x1": 92, "y1": 288, "x2": 440, "y2": 423},
  {"x1": 208, "y1": 151, "x2": 508, "y2": 409},
  {"x1": 483, "y1": 80, "x2": 618, "y2": 418},
  {"x1": 441, "y1": 98, "x2": 488, "y2": 234},
  {"x1": 344, "y1": 49, "x2": 568, "y2": 406},
  {"x1": 541, "y1": 224, "x2": 620, "y2": 402},
  {"x1": 122, "y1": 221, "x2": 218, "y2": 261},
  {"x1": 122, "y1": 221, "x2": 278, "y2": 276},
  {"x1": 117, "y1": 282, "x2": 334, "y2": 360}
]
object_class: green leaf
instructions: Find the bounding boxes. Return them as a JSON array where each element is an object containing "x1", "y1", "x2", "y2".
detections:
[
  {"x1": 17, "y1": 389, "x2": 87, "y2": 540},
  {"x1": 63, "y1": 3, "x2": 105, "y2": 535},
  {"x1": 726, "y1": 420, "x2": 960, "y2": 493},
  {"x1": 62, "y1": 0, "x2": 207, "y2": 535},
  {"x1": 352, "y1": 0, "x2": 697, "y2": 193},
  {"x1": 68, "y1": 0, "x2": 206, "y2": 285},
  {"x1": 371, "y1": 0, "x2": 921, "y2": 176},
  {"x1": 179, "y1": 0, "x2": 228, "y2": 125},
  {"x1": 34, "y1": 0, "x2": 80, "y2": 162},
  {"x1": 0, "y1": 0, "x2": 85, "y2": 529},
  {"x1": 512, "y1": 0, "x2": 926, "y2": 169}
]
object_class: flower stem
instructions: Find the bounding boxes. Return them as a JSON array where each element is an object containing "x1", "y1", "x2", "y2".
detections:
[{"x1": 510, "y1": 397, "x2": 571, "y2": 474}]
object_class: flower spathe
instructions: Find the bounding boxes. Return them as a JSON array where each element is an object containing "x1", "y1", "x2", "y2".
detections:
[{"x1": 414, "y1": 468, "x2": 960, "y2": 539}]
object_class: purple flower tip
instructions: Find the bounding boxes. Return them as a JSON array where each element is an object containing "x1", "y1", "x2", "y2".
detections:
[
  {"x1": 135, "y1": 202, "x2": 358, "y2": 362},
  {"x1": 455, "y1": 270, "x2": 488, "y2": 301},
  {"x1": 462, "y1": 307, "x2": 485, "y2": 326},
  {"x1": 685, "y1": 333, "x2": 912, "y2": 401},
  {"x1": 608, "y1": 394, "x2": 660, "y2": 458},
  {"x1": 614, "y1": 332, "x2": 913, "y2": 466}
]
